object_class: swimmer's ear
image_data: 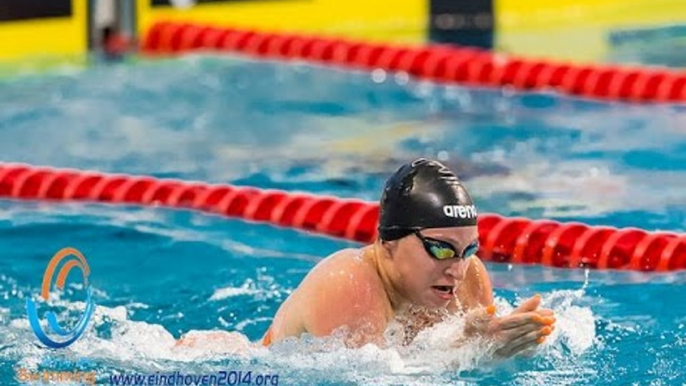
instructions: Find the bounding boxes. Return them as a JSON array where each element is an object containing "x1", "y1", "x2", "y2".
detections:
[{"x1": 378, "y1": 238, "x2": 397, "y2": 258}]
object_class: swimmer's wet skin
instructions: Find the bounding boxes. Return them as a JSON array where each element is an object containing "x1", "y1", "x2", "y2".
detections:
[{"x1": 178, "y1": 159, "x2": 556, "y2": 359}]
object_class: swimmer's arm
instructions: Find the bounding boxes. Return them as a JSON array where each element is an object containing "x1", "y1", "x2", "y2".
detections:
[
  {"x1": 448, "y1": 257, "x2": 495, "y2": 345},
  {"x1": 174, "y1": 330, "x2": 250, "y2": 353},
  {"x1": 452, "y1": 256, "x2": 494, "y2": 313}
]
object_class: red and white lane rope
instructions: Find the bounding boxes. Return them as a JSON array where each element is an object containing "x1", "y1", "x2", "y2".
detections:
[
  {"x1": 142, "y1": 21, "x2": 686, "y2": 104},
  {"x1": 1, "y1": 163, "x2": 684, "y2": 271}
]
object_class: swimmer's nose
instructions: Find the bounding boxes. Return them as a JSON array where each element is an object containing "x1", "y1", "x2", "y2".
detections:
[{"x1": 445, "y1": 259, "x2": 468, "y2": 280}]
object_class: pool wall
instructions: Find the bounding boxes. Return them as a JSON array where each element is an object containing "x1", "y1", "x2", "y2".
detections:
[{"x1": 1, "y1": 0, "x2": 686, "y2": 62}]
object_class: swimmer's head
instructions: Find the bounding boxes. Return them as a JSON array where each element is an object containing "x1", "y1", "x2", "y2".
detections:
[
  {"x1": 376, "y1": 158, "x2": 480, "y2": 308},
  {"x1": 378, "y1": 158, "x2": 478, "y2": 241}
]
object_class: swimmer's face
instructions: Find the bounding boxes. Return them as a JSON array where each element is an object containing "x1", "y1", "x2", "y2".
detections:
[{"x1": 386, "y1": 226, "x2": 478, "y2": 309}]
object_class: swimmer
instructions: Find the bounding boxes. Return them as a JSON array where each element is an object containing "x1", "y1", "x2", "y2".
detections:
[{"x1": 178, "y1": 158, "x2": 556, "y2": 357}]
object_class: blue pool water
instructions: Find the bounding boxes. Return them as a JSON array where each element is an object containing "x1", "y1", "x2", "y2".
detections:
[{"x1": 0, "y1": 54, "x2": 685, "y2": 386}]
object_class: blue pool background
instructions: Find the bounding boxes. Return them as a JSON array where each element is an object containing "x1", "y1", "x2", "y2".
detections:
[{"x1": 0, "y1": 54, "x2": 685, "y2": 385}]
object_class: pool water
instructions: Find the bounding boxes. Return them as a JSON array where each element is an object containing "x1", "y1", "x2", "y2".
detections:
[{"x1": 0, "y1": 54, "x2": 685, "y2": 386}]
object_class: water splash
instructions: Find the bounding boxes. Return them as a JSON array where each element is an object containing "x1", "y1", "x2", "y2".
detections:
[{"x1": 0, "y1": 289, "x2": 598, "y2": 385}]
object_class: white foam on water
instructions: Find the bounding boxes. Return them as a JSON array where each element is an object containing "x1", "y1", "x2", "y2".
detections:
[
  {"x1": 0, "y1": 307, "x2": 8, "y2": 324},
  {"x1": 0, "y1": 289, "x2": 598, "y2": 385},
  {"x1": 209, "y1": 286, "x2": 262, "y2": 301},
  {"x1": 209, "y1": 276, "x2": 289, "y2": 305},
  {"x1": 541, "y1": 289, "x2": 597, "y2": 355}
]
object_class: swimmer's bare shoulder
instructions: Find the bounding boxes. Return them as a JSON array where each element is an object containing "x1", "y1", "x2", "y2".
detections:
[{"x1": 265, "y1": 247, "x2": 392, "y2": 347}]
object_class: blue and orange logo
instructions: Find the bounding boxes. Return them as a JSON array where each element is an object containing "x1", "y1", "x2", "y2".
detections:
[{"x1": 25, "y1": 247, "x2": 95, "y2": 349}]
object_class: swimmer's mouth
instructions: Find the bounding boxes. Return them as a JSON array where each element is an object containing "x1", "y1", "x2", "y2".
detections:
[{"x1": 432, "y1": 285, "x2": 454, "y2": 295}]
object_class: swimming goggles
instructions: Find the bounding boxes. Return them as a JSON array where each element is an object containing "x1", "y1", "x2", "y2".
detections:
[{"x1": 414, "y1": 230, "x2": 480, "y2": 260}]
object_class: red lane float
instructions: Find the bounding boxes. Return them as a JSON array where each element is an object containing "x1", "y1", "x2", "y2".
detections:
[
  {"x1": 1, "y1": 163, "x2": 684, "y2": 271},
  {"x1": 142, "y1": 21, "x2": 686, "y2": 104}
]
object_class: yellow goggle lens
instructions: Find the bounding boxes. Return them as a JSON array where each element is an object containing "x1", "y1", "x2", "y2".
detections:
[{"x1": 430, "y1": 245, "x2": 456, "y2": 260}]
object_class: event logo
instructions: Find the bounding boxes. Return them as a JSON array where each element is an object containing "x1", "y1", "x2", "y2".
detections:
[{"x1": 25, "y1": 247, "x2": 95, "y2": 349}]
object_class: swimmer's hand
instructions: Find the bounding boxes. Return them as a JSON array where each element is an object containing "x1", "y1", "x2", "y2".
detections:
[
  {"x1": 464, "y1": 295, "x2": 555, "y2": 358},
  {"x1": 490, "y1": 295, "x2": 555, "y2": 358}
]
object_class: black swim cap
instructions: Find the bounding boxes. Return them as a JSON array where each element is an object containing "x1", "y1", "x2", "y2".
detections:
[{"x1": 378, "y1": 158, "x2": 478, "y2": 241}]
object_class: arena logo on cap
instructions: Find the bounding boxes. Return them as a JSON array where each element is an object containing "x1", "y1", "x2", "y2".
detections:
[
  {"x1": 443, "y1": 205, "x2": 477, "y2": 219},
  {"x1": 25, "y1": 247, "x2": 95, "y2": 349}
]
